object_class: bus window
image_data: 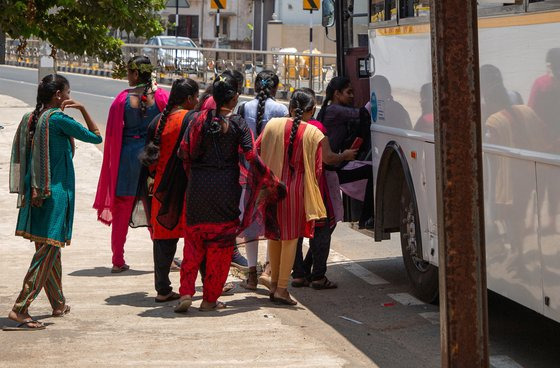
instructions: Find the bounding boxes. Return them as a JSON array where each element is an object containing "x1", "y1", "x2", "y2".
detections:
[
  {"x1": 370, "y1": 0, "x2": 396, "y2": 23},
  {"x1": 528, "y1": 0, "x2": 560, "y2": 10},
  {"x1": 400, "y1": 1, "x2": 430, "y2": 19}
]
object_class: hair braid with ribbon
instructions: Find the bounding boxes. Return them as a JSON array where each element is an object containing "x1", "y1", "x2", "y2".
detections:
[{"x1": 254, "y1": 70, "x2": 280, "y2": 135}]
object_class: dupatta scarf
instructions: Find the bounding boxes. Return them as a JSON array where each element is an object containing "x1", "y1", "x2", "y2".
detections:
[
  {"x1": 93, "y1": 88, "x2": 169, "y2": 225},
  {"x1": 157, "y1": 109, "x2": 286, "y2": 244},
  {"x1": 10, "y1": 108, "x2": 60, "y2": 208}
]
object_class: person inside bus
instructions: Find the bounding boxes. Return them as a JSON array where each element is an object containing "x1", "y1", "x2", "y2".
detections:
[
  {"x1": 528, "y1": 48, "x2": 560, "y2": 148},
  {"x1": 317, "y1": 76, "x2": 374, "y2": 229},
  {"x1": 414, "y1": 83, "x2": 434, "y2": 133},
  {"x1": 480, "y1": 64, "x2": 524, "y2": 124},
  {"x1": 371, "y1": 75, "x2": 412, "y2": 130},
  {"x1": 480, "y1": 64, "x2": 547, "y2": 245}
]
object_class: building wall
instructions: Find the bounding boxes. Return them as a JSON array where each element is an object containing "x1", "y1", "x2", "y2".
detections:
[
  {"x1": 162, "y1": 0, "x2": 253, "y2": 48},
  {"x1": 267, "y1": 22, "x2": 336, "y2": 54}
]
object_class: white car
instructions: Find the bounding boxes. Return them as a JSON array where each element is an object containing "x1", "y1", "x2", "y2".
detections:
[{"x1": 144, "y1": 36, "x2": 204, "y2": 72}]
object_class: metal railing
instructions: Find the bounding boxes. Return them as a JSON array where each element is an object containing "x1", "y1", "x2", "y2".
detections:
[{"x1": 4, "y1": 39, "x2": 337, "y2": 95}]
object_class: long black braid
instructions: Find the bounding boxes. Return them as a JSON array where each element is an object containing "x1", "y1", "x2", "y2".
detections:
[
  {"x1": 140, "y1": 78, "x2": 199, "y2": 166},
  {"x1": 316, "y1": 76, "x2": 350, "y2": 123},
  {"x1": 254, "y1": 70, "x2": 280, "y2": 135},
  {"x1": 287, "y1": 88, "x2": 315, "y2": 170},
  {"x1": 30, "y1": 74, "x2": 69, "y2": 142},
  {"x1": 128, "y1": 56, "x2": 153, "y2": 116}
]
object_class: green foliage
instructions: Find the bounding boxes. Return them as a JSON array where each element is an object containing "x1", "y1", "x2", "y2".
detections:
[{"x1": 0, "y1": 0, "x2": 167, "y2": 77}]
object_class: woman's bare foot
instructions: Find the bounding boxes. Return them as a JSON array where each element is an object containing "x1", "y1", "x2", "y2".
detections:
[
  {"x1": 199, "y1": 300, "x2": 227, "y2": 311},
  {"x1": 273, "y1": 287, "x2": 297, "y2": 306},
  {"x1": 52, "y1": 304, "x2": 71, "y2": 317},
  {"x1": 8, "y1": 310, "x2": 44, "y2": 328},
  {"x1": 174, "y1": 295, "x2": 193, "y2": 313}
]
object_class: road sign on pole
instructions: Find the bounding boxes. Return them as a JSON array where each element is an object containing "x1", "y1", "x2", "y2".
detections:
[
  {"x1": 210, "y1": 0, "x2": 226, "y2": 10},
  {"x1": 303, "y1": 0, "x2": 319, "y2": 11}
]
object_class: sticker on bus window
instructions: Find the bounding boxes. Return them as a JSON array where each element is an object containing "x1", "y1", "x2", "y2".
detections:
[{"x1": 370, "y1": 91, "x2": 378, "y2": 122}]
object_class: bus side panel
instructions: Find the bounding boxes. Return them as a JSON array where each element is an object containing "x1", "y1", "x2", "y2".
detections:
[
  {"x1": 478, "y1": 17, "x2": 560, "y2": 316},
  {"x1": 368, "y1": 28, "x2": 439, "y2": 265},
  {"x1": 483, "y1": 153, "x2": 543, "y2": 315},
  {"x1": 537, "y1": 164, "x2": 560, "y2": 321}
]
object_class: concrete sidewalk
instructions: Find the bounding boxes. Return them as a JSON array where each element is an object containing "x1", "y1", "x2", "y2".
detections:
[{"x1": 0, "y1": 96, "x2": 372, "y2": 367}]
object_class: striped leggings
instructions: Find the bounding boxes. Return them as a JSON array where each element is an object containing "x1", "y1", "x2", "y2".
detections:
[{"x1": 12, "y1": 243, "x2": 65, "y2": 314}]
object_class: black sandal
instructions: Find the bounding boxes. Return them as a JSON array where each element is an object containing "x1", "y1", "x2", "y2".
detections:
[
  {"x1": 155, "y1": 292, "x2": 181, "y2": 303},
  {"x1": 311, "y1": 277, "x2": 338, "y2": 290},
  {"x1": 273, "y1": 295, "x2": 298, "y2": 306}
]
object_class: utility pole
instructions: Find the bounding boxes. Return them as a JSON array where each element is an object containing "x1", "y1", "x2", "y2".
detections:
[{"x1": 430, "y1": 0, "x2": 489, "y2": 367}]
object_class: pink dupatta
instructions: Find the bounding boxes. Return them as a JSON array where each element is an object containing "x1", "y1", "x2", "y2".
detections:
[{"x1": 93, "y1": 88, "x2": 169, "y2": 225}]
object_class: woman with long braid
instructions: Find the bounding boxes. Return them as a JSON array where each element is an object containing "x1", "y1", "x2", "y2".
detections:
[
  {"x1": 239, "y1": 70, "x2": 288, "y2": 290},
  {"x1": 6, "y1": 75, "x2": 102, "y2": 330},
  {"x1": 94, "y1": 56, "x2": 169, "y2": 273},
  {"x1": 137, "y1": 78, "x2": 199, "y2": 302},
  {"x1": 173, "y1": 73, "x2": 284, "y2": 312},
  {"x1": 258, "y1": 89, "x2": 327, "y2": 306}
]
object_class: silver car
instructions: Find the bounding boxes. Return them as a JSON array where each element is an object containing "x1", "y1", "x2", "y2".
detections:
[{"x1": 144, "y1": 36, "x2": 204, "y2": 72}]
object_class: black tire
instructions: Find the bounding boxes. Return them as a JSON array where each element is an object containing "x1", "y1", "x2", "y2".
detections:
[{"x1": 400, "y1": 181, "x2": 439, "y2": 304}]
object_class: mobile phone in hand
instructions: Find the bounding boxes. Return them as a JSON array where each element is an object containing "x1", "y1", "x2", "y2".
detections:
[{"x1": 350, "y1": 137, "x2": 363, "y2": 150}]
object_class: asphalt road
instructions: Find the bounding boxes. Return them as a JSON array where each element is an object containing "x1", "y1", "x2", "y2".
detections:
[
  {"x1": 0, "y1": 65, "x2": 257, "y2": 137},
  {"x1": 1, "y1": 66, "x2": 560, "y2": 367}
]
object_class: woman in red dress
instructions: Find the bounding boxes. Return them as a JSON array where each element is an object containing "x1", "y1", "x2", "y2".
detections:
[{"x1": 138, "y1": 78, "x2": 199, "y2": 302}]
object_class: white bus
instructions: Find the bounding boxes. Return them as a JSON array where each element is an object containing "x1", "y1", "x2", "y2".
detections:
[{"x1": 327, "y1": 0, "x2": 560, "y2": 322}]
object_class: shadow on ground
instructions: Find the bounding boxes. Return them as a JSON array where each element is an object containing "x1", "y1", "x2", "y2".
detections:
[{"x1": 68, "y1": 267, "x2": 152, "y2": 277}]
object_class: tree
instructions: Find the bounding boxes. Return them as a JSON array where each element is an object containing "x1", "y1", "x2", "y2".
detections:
[{"x1": 0, "y1": 1, "x2": 167, "y2": 77}]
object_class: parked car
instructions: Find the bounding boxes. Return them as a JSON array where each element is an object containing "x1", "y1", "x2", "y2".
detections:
[{"x1": 143, "y1": 36, "x2": 205, "y2": 72}]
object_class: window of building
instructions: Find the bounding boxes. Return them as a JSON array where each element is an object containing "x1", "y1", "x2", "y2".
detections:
[
  {"x1": 370, "y1": 0, "x2": 395, "y2": 23},
  {"x1": 167, "y1": 15, "x2": 199, "y2": 39}
]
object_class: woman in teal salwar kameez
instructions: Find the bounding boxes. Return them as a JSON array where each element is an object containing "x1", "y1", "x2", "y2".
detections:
[{"x1": 5, "y1": 74, "x2": 102, "y2": 331}]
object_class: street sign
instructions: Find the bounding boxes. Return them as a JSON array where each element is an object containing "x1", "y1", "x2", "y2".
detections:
[
  {"x1": 303, "y1": 0, "x2": 319, "y2": 11},
  {"x1": 210, "y1": 0, "x2": 226, "y2": 10}
]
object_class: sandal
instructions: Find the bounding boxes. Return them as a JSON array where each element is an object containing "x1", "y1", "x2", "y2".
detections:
[
  {"x1": 291, "y1": 278, "x2": 310, "y2": 288},
  {"x1": 311, "y1": 277, "x2": 338, "y2": 290},
  {"x1": 155, "y1": 292, "x2": 181, "y2": 303},
  {"x1": 3, "y1": 319, "x2": 45, "y2": 331},
  {"x1": 199, "y1": 301, "x2": 227, "y2": 312},
  {"x1": 174, "y1": 297, "x2": 192, "y2": 313},
  {"x1": 111, "y1": 264, "x2": 130, "y2": 273},
  {"x1": 241, "y1": 269, "x2": 258, "y2": 290},
  {"x1": 222, "y1": 282, "x2": 235, "y2": 294},
  {"x1": 52, "y1": 304, "x2": 71, "y2": 317},
  {"x1": 273, "y1": 295, "x2": 297, "y2": 306}
]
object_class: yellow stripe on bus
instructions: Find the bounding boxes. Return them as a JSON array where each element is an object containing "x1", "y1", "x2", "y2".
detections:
[{"x1": 375, "y1": 10, "x2": 560, "y2": 36}]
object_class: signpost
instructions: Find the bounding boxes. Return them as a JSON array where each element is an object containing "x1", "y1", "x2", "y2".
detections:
[
  {"x1": 211, "y1": 0, "x2": 226, "y2": 49},
  {"x1": 303, "y1": 0, "x2": 319, "y2": 89}
]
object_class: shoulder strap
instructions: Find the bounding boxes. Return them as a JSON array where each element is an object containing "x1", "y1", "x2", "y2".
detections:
[{"x1": 236, "y1": 101, "x2": 247, "y2": 118}]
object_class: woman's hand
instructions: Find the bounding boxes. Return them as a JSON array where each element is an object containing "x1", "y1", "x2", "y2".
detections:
[
  {"x1": 341, "y1": 148, "x2": 358, "y2": 161},
  {"x1": 61, "y1": 99, "x2": 85, "y2": 112}
]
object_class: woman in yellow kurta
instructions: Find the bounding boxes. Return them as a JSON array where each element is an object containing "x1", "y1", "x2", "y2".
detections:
[{"x1": 258, "y1": 89, "x2": 326, "y2": 305}]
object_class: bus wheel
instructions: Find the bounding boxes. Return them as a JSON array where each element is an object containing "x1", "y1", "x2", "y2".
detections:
[{"x1": 400, "y1": 181, "x2": 439, "y2": 304}]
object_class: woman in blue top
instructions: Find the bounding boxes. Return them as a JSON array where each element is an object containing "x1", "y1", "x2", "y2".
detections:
[
  {"x1": 239, "y1": 70, "x2": 288, "y2": 290},
  {"x1": 7, "y1": 74, "x2": 102, "y2": 330},
  {"x1": 94, "y1": 56, "x2": 169, "y2": 273}
]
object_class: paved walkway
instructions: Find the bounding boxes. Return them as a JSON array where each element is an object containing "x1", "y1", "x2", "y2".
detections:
[{"x1": 0, "y1": 96, "x2": 373, "y2": 367}]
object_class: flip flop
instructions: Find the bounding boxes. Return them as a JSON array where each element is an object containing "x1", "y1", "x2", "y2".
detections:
[
  {"x1": 273, "y1": 295, "x2": 298, "y2": 306},
  {"x1": 199, "y1": 301, "x2": 227, "y2": 312},
  {"x1": 3, "y1": 319, "x2": 45, "y2": 331},
  {"x1": 52, "y1": 304, "x2": 71, "y2": 317},
  {"x1": 222, "y1": 282, "x2": 235, "y2": 294},
  {"x1": 174, "y1": 297, "x2": 192, "y2": 313},
  {"x1": 155, "y1": 292, "x2": 181, "y2": 303}
]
